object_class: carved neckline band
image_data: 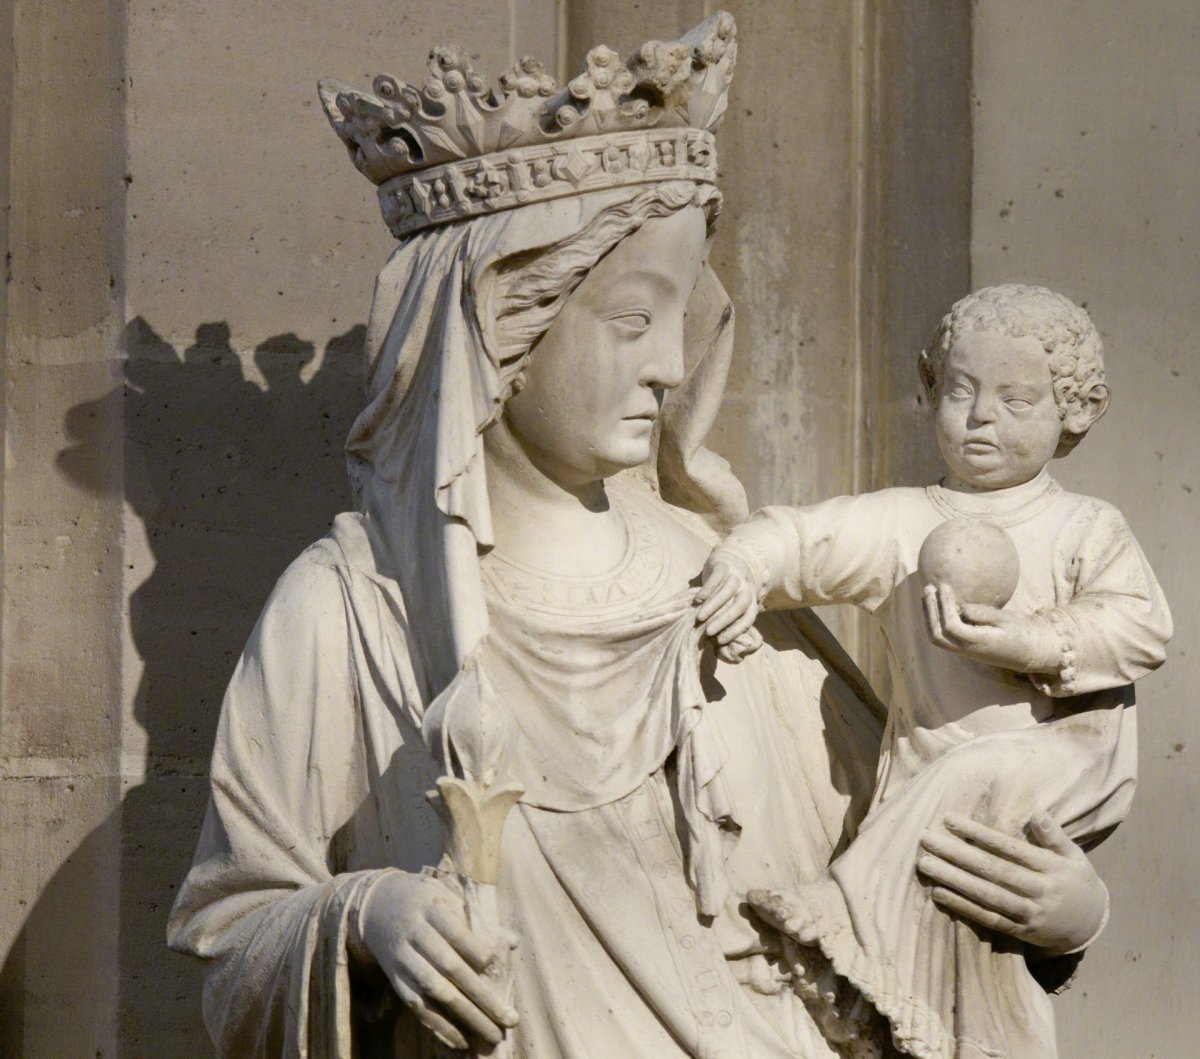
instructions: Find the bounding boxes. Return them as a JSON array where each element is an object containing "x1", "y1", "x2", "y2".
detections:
[
  {"x1": 927, "y1": 470, "x2": 1063, "y2": 528},
  {"x1": 482, "y1": 498, "x2": 670, "y2": 616}
]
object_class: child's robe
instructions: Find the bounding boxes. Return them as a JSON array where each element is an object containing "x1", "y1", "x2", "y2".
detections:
[{"x1": 741, "y1": 470, "x2": 1170, "y2": 1059}]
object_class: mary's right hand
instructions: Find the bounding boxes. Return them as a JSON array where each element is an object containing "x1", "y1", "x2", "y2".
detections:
[{"x1": 350, "y1": 870, "x2": 519, "y2": 1051}]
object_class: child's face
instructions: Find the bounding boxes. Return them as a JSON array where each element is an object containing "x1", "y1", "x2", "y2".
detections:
[{"x1": 934, "y1": 330, "x2": 1063, "y2": 491}]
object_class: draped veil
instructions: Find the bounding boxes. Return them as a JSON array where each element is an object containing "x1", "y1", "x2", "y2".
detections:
[
  {"x1": 346, "y1": 181, "x2": 752, "y2": 703},
  {"x1": 168, "y1": 177, "x2": 890, "y2": 1058}
]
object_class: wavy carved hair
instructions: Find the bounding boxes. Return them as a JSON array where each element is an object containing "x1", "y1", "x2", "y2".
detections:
[
  {"x1": 489, "y1": 181, "x2": 721, "y2": 372},
  {"x1": 919, "y1": 283, "x2": 1107, "y2": 456}
]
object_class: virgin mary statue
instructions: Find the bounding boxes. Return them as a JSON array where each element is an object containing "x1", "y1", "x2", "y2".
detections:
[{"x1": 168, "y1": 14, "x2": 1106, "y2": 1059}]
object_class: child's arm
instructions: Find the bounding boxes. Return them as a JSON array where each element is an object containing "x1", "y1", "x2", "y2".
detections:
[
  {"x1": 696, "y1": 492, "x2": 909, "y2": 654},
  {"x1": 924, "y1": 504, "x2": 1171, "y2": 695},
  {"x1": 1031, "y1": 504, "x2": 1171, "y2": 695},
  {"x1": 693, "y1": 519, "x2": 783, "y2": 655}
]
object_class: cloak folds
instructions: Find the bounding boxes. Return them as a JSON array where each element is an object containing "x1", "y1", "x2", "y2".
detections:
[{"x1": 167, "y1": 183, "x2": 882, "y2": 1056}]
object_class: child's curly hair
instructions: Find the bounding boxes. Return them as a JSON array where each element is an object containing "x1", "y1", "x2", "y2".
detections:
[{"x1": 918, "y1": 284, "x2": 1107, "y2": 455}]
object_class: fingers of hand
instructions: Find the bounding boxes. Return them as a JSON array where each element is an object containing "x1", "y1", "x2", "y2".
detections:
[
  {"x1": 959, "y1": 603, "x2": 1005, "y2": 627},
  {"x1": 746, "y1": 888, "x2": 814, "y2": 942},
  {"x1": 922, "y1": 825, "x2": 1044, "y2": 898},
  {"x1": 929, "y1": 887, "x2": 1026, "y2": 941},
  {"x1": 923, "y1": 585, "x2": 953, "y2": 648},
  {"x1": 426, "y1": 900, "x2": 496, "y2": 974},
  {"x1": 942, "y1": 813, "x2": 1055, "y2": 872},
  {"x1": 917, "y1": 851, "x2": 1037, "y2": 923},
  {"x1": 746, "y1": 888, "x2": 791, "y2": 928},
  {"x1": 401, "y1": 956, "x2": 506, "y2": 1046},
  {"x1": 413, "y1": 929, "x2": 518, "y2": 1029},
  {"x1": 734, "y1": 628, "x2": 763, "y2": 654},
  {"x1": 716, "y1": 600, "x2": 759, "y2": 644},
  {"x1": 1026, "y1": 811, "x2": 1081, "y2": 859},
  {"x1": 935, "y1": 585, "x2": 986, "y2": 646},
  {"x1": 705, "y1": 586, "x2": 755, "y2": 639},
  {"x1": 695, "y1": 561, "x2": 727, "y2": 603},
  {"x1": 718, "y1": 628, "x2": 762, "y2": 664},
  {"x1": 695, "y1": 574, "x2": 738, "y2": 623},
  {"x1": 924, "y1": 583, "x2": 977, "y2": 650},
  {"x1": 392, "y1": 975, "x2": 469, "y2": 1052}
]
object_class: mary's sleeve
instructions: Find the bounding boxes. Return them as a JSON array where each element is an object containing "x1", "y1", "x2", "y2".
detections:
[{"x1": 166, "y1": 553, "x2": 397, "y2": 1058}]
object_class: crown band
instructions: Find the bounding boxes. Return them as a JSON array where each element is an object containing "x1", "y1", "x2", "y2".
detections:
[
  {"x1": 320, "y1": 13, "x2": 736, "y2": 239},
  {"x1": 378, "y1": 128, "x2": 717, "y2": 239}
]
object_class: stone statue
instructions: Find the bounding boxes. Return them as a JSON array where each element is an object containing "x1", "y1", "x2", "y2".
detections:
[
  {"x1": 167, "y1": 16, "x2": 1120, "y2": 1058},
  {"x1": 700, "y1": 284, "x2": 1170, "y2": 1057}
]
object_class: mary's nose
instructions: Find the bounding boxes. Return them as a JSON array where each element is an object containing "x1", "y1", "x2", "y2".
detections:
[{"x1": 640, "y1": 331, "x2": 686, "y2": 392}]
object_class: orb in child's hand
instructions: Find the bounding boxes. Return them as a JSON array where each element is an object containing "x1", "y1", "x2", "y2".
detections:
[{"x1": 918, "y1": 518, "x2": 1020, "y2": 609}]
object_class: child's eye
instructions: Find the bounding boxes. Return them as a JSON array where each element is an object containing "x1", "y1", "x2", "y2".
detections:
[
  {"x1": 606, "y1": 310, "x2": 652, "y2": 337},
  {"x1": 1004, "y1": 397, "x2": 1032, "y2": 410},
  {"x1": 947, "y1": 384, "x2": 972, "y2": 399}
]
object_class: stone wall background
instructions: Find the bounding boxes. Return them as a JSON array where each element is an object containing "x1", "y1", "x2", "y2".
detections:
[
  {"x1": 0, "y1": 0, "x2": 1193, "y2": 1054},
  {"x1": 972, "y1": 4, "x2": 1200, "y2": 1056}
]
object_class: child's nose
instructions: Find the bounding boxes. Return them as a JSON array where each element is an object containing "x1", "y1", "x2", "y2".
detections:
[{"x1": 969, "y1": 394, "x2": 999, "y2": 425}]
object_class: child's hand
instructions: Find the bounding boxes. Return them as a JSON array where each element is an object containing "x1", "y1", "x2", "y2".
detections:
[
  {"x1": 695, "y1": 549, "x2": 763, "y2": 659},
  {"x1": 717, "y1": 627, "x2": 764, "y2": 665},
  {"x1": 923, "y1": 584, "x2": 1060, "y2": 674}
]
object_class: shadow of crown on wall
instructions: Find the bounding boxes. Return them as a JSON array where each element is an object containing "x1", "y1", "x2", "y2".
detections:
[{"x1": 317, "y1": 11, "x2": 737, "y2": 238}]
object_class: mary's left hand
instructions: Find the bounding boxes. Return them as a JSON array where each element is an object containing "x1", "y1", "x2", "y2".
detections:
[{"x1": 917, "y1": 811, "x2": 1108, "y2": 957}]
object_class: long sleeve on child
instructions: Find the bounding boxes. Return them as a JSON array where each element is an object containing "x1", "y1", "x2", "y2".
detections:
[
  {"x1": 1033, "y1": 502, "x2": 1171, "y2": 697},
  {"x1": 729, "y1": 493, "x2": 912, "y2": 612}
]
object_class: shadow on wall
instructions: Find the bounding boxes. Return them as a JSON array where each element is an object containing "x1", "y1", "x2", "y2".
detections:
[{"x1": 0, "y1": 317, "x2": 366, "y2": 1055}]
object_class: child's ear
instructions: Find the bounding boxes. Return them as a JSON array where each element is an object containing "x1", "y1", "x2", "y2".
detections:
[
  {"x1": 1064, "y1": 381, "x2": 1110, "y2": 436},
  {"x1": 1056, "y1": 382, "x2": 1110, "y2": 457}
]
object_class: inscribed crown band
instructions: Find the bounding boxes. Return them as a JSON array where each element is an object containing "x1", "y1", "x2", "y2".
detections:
[{"x1": 318, "y1": 12, "x2": 736, "y2": 239}]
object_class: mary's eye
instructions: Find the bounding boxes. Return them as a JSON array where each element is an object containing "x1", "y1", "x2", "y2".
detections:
[{"x1": 606, "y1": 309, "x2": 652, "y2": 337}]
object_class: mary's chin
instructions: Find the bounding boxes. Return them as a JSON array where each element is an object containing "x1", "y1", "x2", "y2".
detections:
[{"x1": 593, "y1": 433, "x2": 655, "y2": 478}]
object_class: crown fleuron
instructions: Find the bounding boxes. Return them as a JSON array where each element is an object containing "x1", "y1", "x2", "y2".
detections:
[{"x1": 318, "y1": 12, "x2": 736, "y2": 238}]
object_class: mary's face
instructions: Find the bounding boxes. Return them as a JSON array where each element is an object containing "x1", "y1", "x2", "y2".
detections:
[{"x1": 501, "y1": 206, "x2": 709, "y2": 488}]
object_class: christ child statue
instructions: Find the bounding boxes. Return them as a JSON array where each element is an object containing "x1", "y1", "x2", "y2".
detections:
[{"x1": 694, "y1": 284, "x2": 1171, "y2": 1058}]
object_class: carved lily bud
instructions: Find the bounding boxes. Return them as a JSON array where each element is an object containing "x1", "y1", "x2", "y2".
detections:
[
  {"x1": 423, "y1": 652, "x2": 525, "y2": 884},
  {"x1": 429, "y1": 776, "x2": 524, "y2": 886}
]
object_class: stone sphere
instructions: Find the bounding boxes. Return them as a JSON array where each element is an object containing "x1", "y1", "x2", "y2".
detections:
[{"x1": 917, "y1": 518, "x2": 1020, "y2": 608}]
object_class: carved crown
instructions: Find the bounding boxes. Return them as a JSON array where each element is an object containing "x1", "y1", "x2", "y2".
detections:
[{"x1": 318, "y1": 12, "x2": 736, "y2": 238}]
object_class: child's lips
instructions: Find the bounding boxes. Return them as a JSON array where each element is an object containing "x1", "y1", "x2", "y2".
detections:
[{"x1": 962, "y1": 438, "x2": 1000, "y2": 455}]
